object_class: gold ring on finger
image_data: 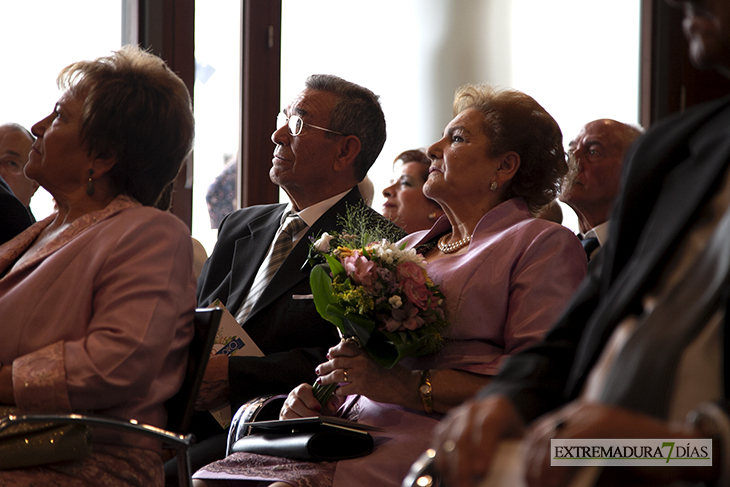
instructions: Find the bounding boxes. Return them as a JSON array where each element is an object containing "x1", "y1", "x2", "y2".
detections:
[{"x1": 343, "y1": 369, "x2": 349, "y2": 383}]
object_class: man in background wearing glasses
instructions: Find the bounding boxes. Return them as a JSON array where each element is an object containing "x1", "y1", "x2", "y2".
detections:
[
  {"x1": 167, "y1": 75, "x2": 404, "y2": 484},
  {"x1": 0, "y1": 123, "x2": 36, "y2": 243}
]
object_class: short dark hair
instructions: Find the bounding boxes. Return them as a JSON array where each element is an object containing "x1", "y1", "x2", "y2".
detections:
[
  {"x1": 453, "y1": 84, "x2": 567, "y2": 213},
  {"x1": 58, "y1": 45, "x2": 194, "y2": 207},
  {"x1": 305, "y1": 75, "x2": 386, "y2": 181}
]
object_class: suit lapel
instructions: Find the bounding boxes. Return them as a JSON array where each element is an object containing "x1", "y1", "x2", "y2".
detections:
[
  {"x1": 245, "y1": 188, "x2": 363, "y2": 321},
  {"x1": 227, "y1": 204, "x2": 286, "y2": 312},
  {"x1": 567, "y1": 97, "x2": 730, "y2": 393}
]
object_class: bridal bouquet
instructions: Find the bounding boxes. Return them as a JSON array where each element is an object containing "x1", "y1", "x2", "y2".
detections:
[{"x1": 307, "y1": 204, "x2": 448, "y2": 405}]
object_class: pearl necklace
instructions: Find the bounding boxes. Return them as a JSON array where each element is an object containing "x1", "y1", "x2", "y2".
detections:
[{"x1": 437, "y1": 232, "x2": 472, "y2": 253}]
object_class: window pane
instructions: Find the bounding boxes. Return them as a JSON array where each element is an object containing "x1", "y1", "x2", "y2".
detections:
[
  {"x1": 0, "y1": 1, "x2": 122, "y2": 221},
  {"x1": 192, "y1": 1, "x2": 243, "y2": 256},
  {"x1": 280, "y1": 0, "x2": 641, "y2": 234}
]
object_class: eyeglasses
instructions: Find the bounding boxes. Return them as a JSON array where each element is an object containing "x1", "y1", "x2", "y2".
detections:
[{"x1": 276, "y1": 112, "x2": 345, "y2": 137}]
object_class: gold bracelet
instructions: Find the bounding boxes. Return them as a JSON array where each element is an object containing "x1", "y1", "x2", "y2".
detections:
[{"x1": 419, "y1": 370, "x2": 433, "y2": 413}]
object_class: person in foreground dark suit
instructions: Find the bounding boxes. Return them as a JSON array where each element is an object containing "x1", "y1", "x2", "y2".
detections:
[
  {"x1": 431, "y1": 1, "x2": 730, "y2": 486},
  {"x1": 165, "y1": 74, "x2": 404, "y2": 483}
]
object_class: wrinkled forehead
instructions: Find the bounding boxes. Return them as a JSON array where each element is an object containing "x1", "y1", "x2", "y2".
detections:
[
  {"x1": 0, "y1": 128, "x2": 33, "y2": 155},
  {"x1": 570, "y1": 121, "x2": 618, "y2": 148},
  {"x1": 284, "y1": 89, "x2": 338, "y2": 120}
]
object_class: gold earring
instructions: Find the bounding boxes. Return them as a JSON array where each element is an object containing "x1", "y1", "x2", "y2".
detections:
[
  {"x1": 86, "y1": 169, "x2": 95, "y2": 196},
  {"x1": 428, "y1": 212, "x2": 438, "y2": 221},
  {"x1": 490, "y1": 181, "x2": 498, "y2": 191}
]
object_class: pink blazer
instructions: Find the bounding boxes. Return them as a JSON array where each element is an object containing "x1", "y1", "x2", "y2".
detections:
[
  {"x1": 0, "y1": 195, "x2": 196, "y2": 449},
  {"x1": 403, "y1": 197, "x2": 587, "y2": 375}
]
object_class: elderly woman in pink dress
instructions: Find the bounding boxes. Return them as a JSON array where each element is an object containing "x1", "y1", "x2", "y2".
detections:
[
  {"x1": 0, "y1": 46, "x2": 196, "y2": 486},
  {"x1": 193, "y1": 84, "x2": 587, "y2": 487}
]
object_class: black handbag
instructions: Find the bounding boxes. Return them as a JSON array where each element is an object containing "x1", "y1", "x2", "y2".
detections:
[{"x1": 230, "y1": 416, "x2": 378, "y2": 461}]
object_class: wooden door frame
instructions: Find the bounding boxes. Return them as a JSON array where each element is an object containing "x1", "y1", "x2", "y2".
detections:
[{"x1": 133, "y1": 0, "x2": 283, "y2": 231}]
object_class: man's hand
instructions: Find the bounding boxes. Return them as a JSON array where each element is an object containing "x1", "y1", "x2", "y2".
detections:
[
  {"x1": 194, "y1": 354, "x2": 230, "y2": 411},
  {"x1": 432, "y1": 395, "x2": 526, "y2": 487}
]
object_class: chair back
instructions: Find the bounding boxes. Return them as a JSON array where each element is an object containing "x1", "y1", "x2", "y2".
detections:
[{"x1": 165, "y1": 307, "x2": 223, "y2": 434}]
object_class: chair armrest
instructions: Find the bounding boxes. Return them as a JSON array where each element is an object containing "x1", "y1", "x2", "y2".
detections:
[
  {"x1": 0, "y1": 413, "x2": 194, "y2": 449},
  {"x1": 226, "y1": 394, "x2": 287, "y2": 455}
]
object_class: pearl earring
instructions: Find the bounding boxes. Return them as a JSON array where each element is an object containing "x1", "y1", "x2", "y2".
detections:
[{"x1": 490, "y1": 181, "x2": 498, "y2": 191}]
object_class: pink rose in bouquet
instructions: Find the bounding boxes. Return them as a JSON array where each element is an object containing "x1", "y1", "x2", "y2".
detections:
[
  {"x1": 401, "y1": 279, "x2": 432, "y2": 311},
  {"x1": 342, "y1": 250, "x2": 377, "y2": 288},
  {"x1": 396, "y1": 261, "x2": 427, "y2": 285}
]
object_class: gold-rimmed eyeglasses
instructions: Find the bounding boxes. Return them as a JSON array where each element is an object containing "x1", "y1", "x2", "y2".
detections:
[{"x1": 276, "y1": 112, "x2": 345, "y2": 137}]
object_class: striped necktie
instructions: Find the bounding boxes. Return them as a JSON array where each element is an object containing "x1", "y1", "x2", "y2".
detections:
[{"x1": 235, "y1": 212, "x2": 307, "y2": 324}]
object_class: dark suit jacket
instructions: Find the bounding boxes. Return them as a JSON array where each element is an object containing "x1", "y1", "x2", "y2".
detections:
[
  {"x1": 483, "y1": 95, "x2": 730, "y2": 423},
  {"x1": 197, "y1": 187, "x2": 405, "y2": 413},
  {"x1": 0, "y1": 176, "x2": 32, "y2": 245},
  {"x1": 167, "y1": 189, "x2": 403, "y2": 482}
]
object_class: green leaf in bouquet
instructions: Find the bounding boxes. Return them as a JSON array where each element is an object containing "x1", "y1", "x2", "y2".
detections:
[
  {"x1": 309, "y1": 265, "x2": 342, "y2": 328},
  {"x1": 360, "y1": 331, "x2": 400, "y2": 369},
  {"x1": 378, "y1": 328, "x2": 444, "y2": 366},
  {"x1": 340, "y1": 315, "x2": 375, "y2": 349},
  {"x1": 323, "y1": 253, "x2": 345, "y2": 278}
]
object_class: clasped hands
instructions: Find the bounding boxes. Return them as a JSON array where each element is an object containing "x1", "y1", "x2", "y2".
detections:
[{"x1": 280, "y1": 339, "x2": 416, "y2": 420}]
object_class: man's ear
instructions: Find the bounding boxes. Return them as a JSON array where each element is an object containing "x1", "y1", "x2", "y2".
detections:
[
  {"x1": 496, "y1": 151, "x2": 520, "y2": 184},
  {"x1": 333, "y1": 135, "x2": 362, "y2": 172}
]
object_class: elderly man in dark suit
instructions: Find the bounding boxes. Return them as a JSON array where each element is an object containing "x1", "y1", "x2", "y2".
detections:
[
  {"x1": 559, "y1": 119, "x2": 643, "y2": 262},
  {"x1": 0, "y1": 124, "x2": 36, "y2": 243},
  {"x1": 165, "y1": 74, "x2": 404, "y2": 483},
  {"x1": 431, "y1": 1, "x2": 730, "y2": 486},
  {"x1": 0, "y1": 124, "x2": 39, "y2": 211}
]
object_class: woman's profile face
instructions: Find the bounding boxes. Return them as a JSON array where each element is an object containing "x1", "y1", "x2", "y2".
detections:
[
  {"x1": 26, "y1": 93, "x2": 93, "y2": 196},
  {"x1": 424, "y1": 108, "x2": 498, "y2": 205},
  {"x1": 381, "y1": 161, "x2": 440, "y2": 232}
]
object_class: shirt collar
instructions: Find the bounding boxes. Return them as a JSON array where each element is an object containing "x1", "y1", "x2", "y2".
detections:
[
  {"x1": 583, "y1": 220, "x2": 610, "y2": 245},
  {"x1": 286, "y1": 189, "x2": 350, "y2": 227}
]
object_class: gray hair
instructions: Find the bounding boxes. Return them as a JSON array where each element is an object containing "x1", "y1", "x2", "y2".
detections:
[
  {"x1": 0, "y1": 123, "x2": 34, "y2": 142},
  {"x1": 305, "y1": 74, "x2": 386, "y2": 181}
]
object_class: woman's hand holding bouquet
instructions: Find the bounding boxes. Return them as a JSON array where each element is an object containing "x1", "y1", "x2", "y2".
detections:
[{"x1": 304, "y1": 203, "x2": 449, "y2": 408}]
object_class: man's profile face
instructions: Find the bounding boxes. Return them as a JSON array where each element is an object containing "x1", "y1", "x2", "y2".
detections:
[
  {"x1": 269, "y1": 88, "x2": 341, "y2": 197},
  {"x1": 0, "y1": 128, "x2": 38, "y2": 206},
  {"x1": 678, "y1": 0, "x2": 730, "y2": 73},
  {"x1": 559, "y1": 120, "x2": 626, "y2": 215}
]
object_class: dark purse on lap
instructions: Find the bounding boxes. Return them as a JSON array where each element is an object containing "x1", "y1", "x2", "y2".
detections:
[
  {"x1": 231, "y1": 416, "x2": 376, "y2": 461},
  {"x1": 0, "y1": 407, "x2": 92, "y2": 469}
]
